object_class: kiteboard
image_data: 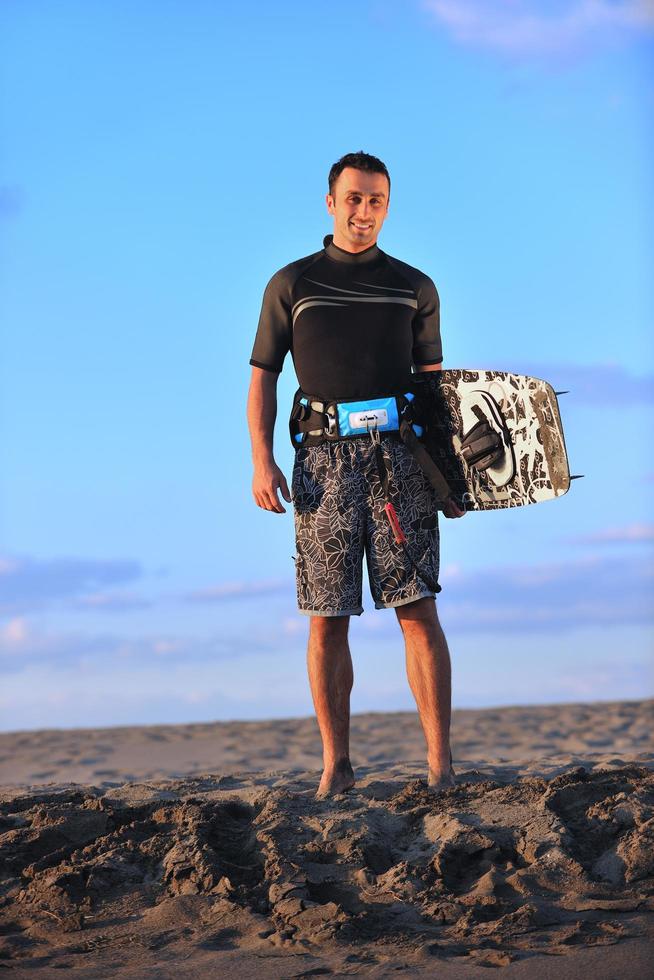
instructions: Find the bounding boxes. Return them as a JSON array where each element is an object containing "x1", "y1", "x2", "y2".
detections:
[{"x1": 415, "y1": 369, "x2": 575, "y2": 511}]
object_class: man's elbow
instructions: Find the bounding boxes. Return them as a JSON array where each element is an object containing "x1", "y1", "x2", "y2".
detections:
[{"x1": 415, "y1": 362, "x2": 443, "y2": 374}]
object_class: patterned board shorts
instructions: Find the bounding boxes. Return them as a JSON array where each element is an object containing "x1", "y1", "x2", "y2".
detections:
[{"x1": 291, "y1": 434, "x2": 440, "y2": 616}]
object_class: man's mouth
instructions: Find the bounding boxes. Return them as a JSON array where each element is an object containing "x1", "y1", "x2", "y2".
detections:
[{"x1": 350, "y1": 221, "x2": 373, "y2": 232}]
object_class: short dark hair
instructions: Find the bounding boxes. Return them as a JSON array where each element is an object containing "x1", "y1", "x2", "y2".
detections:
[{"x1": 328, "y1": 151, "x2": 391, "y2": 199}]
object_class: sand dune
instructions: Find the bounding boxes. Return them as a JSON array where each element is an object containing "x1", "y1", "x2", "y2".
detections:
[
  {"x1": 1, "y1": 698, "x2": 651, "y2": 788},
  {"x1": 0, "y1": 699, "x2": 652, "y2": 978}
]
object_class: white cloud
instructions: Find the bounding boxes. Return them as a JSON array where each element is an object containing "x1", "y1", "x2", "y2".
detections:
[
  {"x1": 441, "y1": 553, "x2": 653, "y2": 631},
  {"x1": 0, "y1": 550, "x2": 293, "y2": 617},
  {"x1": 440, "y1": 562, "x2": 465, "y2": 580},
  {"x1": 0, "y1": 617, "x2": 29, "y2": 646},
  {"x1": 72, "y1": 592, "x2": 153, "y2": 611},
  {"x1": 0, "y1": 656, "x2": 314, "y2": 731},
  {"x1": 0, "y1": 553, "x2": 143, "y2": 615},
  {"x1": 0, "y1": 620, "x2": 237, "y2": 670},
  {"x1": 569, "y1": 523, "x2": 654, "y2": 544},
  {"x1": 514, "y1": 362, "x2": 654, "y2": 405},
  {"x1": 282, "y1": 617, "x2": 306, "y2": 635},
  {"x1": 1, "y1": 549, "x2": 651, "y2": 678},
  {"x1": 184, "y1": 579, "x2": 289, "y2": 602},
  {"x1": 0, "y1": 619, "x2": 114, "y2": 665},
  {"x1": 359, "y1": 553, "x2": 653, "y2": 634},
  {"x1": 422, "y1": 0, "x2": 654, "y2": 59}
]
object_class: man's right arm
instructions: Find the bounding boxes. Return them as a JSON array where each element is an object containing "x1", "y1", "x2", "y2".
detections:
[{"x1": 246, "y1": 366, "x2": 291, "y2": 514}]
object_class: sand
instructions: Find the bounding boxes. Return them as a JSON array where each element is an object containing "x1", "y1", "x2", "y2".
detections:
[{"x1": 0, "y1": 698, "x2": 652, "y2": 978}]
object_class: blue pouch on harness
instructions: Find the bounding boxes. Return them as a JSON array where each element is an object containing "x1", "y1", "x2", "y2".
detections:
[
  {"x1": 337, "y1": 396, "x2": 400, "y2": 436},
  {"x1": 291, "y1": 391, "x2": 423, "y2": 445}
]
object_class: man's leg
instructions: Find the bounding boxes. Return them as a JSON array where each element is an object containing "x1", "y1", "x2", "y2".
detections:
[
  {"x1": 395, "y1": 595, "x2": 456, "y2": 790},
  {"x1": 307, "y1": 615, "x2": 356, "y2": 798}
]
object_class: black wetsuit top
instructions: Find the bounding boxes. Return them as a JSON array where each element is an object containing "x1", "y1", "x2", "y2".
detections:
[{"x1": 249, "y1": 235, "x2": 442, "y2": 401}]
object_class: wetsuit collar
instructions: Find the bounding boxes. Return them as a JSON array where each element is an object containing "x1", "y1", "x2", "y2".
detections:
[{"x1": 323, "y1": 234, "x2": 382, "y2": 265}]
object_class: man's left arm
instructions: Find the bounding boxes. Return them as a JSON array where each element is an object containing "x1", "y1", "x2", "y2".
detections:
[{"x1": 412, "y1": 277, "x2": 464, "y2": 518}]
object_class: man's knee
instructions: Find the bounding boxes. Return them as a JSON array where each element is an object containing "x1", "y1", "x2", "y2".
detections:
[
  {"x1": 310, "y1": 614, "x2": 350, "y2": 642},
  {"x1": 395, "y1": 596, "x2": 439, "y2": 631}
]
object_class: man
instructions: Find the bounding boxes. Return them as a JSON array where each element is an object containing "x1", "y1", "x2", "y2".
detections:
[{"x1": 247, "y1": 151, "x2": 464, "y2": 799}]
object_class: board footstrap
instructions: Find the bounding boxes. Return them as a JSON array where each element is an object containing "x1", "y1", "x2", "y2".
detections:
[{"x1": 460, "y1": 416, "x2": 505, "y2": 470}]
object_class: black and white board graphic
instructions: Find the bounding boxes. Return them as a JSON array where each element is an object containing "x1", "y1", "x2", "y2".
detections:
[{"x1": 421, "y1": 369, "x2": 572, "y2": 511}]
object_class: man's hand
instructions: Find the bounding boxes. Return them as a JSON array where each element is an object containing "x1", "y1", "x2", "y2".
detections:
[
  {"x1": 443, "y1": 496, "x2": 466, "y2": 519},
  {"x1": 253, "y1": 461, "x2": 292, "y2": 514}
]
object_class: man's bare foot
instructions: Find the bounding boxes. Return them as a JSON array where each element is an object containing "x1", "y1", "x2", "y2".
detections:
[
  {"x1": 427, "y1": 749, "x2": 456, "y2": 792},
  {"x1": 315, "y1": 758, "x2": 355, "y2": 799},
  {"x1": 428, "y1": 768, "x2": 456, "y2": 791}
]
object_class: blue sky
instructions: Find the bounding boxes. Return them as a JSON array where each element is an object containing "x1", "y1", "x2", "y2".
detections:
[{"x1": 1, "y1": 0, "x2": 652, "y2": 731}]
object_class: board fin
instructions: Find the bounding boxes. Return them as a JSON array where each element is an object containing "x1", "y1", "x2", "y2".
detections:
[
  {"x1": 554, "y1": 390, "x2": 570, "y2": 395},
  {"x1": 570, "y1": 474, "x2": 584, "y2": 480}
]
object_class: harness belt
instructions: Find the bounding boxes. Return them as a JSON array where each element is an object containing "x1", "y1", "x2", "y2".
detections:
[
  {"x1": 290, "y1": 391, "x2": 424, "y2": 443},
  {"x1": 289, "y1": 388, "x2": 452, "y2": 506}
]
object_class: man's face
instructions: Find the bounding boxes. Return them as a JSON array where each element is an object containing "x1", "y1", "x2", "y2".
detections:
[{"x1": 326, "y1": 167, "x2": 390, "y2": 252}]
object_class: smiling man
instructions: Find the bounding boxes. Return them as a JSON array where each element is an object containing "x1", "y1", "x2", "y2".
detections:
[
  {"x1": 247, "y1": 151, "x2": 464, "y2": 799},
  {"x1": 329, "y1": 167, "x2": 387, "y2": 248}
]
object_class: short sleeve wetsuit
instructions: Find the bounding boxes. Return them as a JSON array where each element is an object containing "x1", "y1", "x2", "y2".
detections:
[
  {"x1": 250, "y1": 234, "x2": 442, "y2": 401},
  {"x1": 250, "y1": 234, "x2": 443, "y2": 616}
]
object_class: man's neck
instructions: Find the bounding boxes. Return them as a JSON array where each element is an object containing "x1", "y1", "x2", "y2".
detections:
[
  {"x1": 323, "y1": 234, "x2": 382, "y2": 265},
  {"x1": 331, "y1": 231, "x2": 379, "y2": 254}
]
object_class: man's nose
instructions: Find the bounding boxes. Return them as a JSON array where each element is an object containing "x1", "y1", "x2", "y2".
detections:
[{"x1": 356, "y1": 200, "x2": 370, "y2": 218}]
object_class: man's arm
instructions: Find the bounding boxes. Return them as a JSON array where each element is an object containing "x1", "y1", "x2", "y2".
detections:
[
  {"x1": 415, "y1": 363, "x2": 442, "y2": 373},
  {"x1": 246, "y1": 366, "x2": 291, "y2": 514},
  {"x1": 413, "y1": 362, "x2": 466, "y2": 518}
]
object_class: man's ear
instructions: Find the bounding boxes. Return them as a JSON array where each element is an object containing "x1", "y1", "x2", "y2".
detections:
[{"x1": 325, "y1": 193, "x2": 335, "y2": 215}]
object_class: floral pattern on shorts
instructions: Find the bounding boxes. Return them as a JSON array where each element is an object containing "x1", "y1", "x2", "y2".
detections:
[{"x1": 291, "y1": 435, "x2": 440, "y2": 615}]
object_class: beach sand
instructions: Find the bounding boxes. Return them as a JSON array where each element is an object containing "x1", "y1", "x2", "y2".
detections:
[{"x1": 1, "y1": 698, "x2": 652, "y2": 977}]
